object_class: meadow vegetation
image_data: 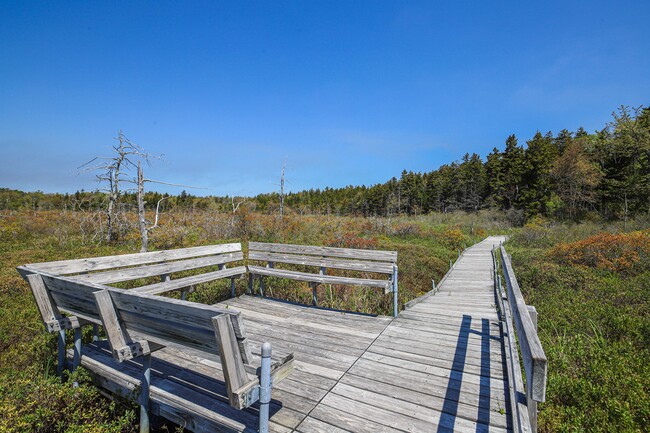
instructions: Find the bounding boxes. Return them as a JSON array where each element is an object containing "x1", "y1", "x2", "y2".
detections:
[
  {"x1": 0, "y1": 208, "x2": 648, "y2": 432},
  {"x1": 507, "y1": 218, "x2": 649, "y2": 432}
]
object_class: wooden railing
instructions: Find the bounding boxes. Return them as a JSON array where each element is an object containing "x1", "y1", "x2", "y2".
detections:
[{"x1": 492, "y1": 245, "x2": 547, "y2": 433}]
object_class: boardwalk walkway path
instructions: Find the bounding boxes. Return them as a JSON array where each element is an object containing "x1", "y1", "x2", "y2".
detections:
[
  {"x1": 205, "y1": 236, "x2": 510, "y2": 432},
  {"x1": 61, "y1": 236, "x2": 511, "y2": 432},
  {"x1": 291, "y1": 235, "x2": 510, "y2": 432}
]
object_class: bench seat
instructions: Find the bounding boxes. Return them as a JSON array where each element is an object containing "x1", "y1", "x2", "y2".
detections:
[{"x1": 132, "y1": 266, "x2": 247, "y2": 295}]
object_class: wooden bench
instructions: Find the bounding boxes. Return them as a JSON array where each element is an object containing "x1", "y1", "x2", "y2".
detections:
[
  {"x1": 247, "y1": 242, "x2": 400, "y2": 316},
  {"x1": 18, "y1": 267, "x2": 294, "y2": 433},
  {"x1": 23, "y1": 243, "x2": 247, "y2": 299}
]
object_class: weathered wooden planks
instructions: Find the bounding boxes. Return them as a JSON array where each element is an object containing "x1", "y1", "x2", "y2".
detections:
[
  {"x1": 249, "y1": 242, "x2": 397, "y2": 262},
  {"x1": 25, "y1": 237, "x2": 522, "y2": 433},
  {"x1": 26, "y1": 243, "x2": 243, "y2": 275},
  {"x1": 72, "y1": 253, "x2": 244, "y2": 284},
  {"x1": 247, "y1": 266, "x2": 391, "y2": 291},
  {"x1": 293, "y1": 236, "x2": 513, "y2": 433},
  {"x1": 249, "y1": 251, "x2": 394, "y2": 274},
  {"x1": 132, "y1": 266, "x2": 247, "y2": 295}
]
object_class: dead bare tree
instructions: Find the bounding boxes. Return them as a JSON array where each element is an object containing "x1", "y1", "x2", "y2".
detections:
[
  {"x1": 136, "y1": 162, "x2": 205, "y2": 252},
  {"x1": 279, "y1": 160, "x2": 286, "y2": 220},
  {"x1": 231, "y1": 196, "x2": 246, "y2": 214},
  {"x1": 80, "y1": 130, "x2": 157, "y2": 242}
]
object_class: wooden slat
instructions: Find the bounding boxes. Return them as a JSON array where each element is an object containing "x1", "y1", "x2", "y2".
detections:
[
  {"x1": 212, "y1": 315, "x2": 252, "y2": 408},
  {"x1": 25, "y1": 243, "x2": 242, "y2": 275},
  {"x1": 247, "y1": 266, "x2": 391, "y2": 291},
  {"x1": 132, "y1": 266, "x2": 247, "y2": 295},
  {"x1": 73, "y1": 252, "x2": 244, "y2": 284},
  {"x1": 248, "y1": 251, "x2": 394, "y2": 274},
  {"x1": 249, "y1": 242, "x2": 396, "y2": 263},
  {"x1": 26, "y1": 273, "x2": 62, "y2": 324}
]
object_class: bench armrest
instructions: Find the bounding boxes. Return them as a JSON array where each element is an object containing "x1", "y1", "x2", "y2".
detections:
[{"x1": 233, "y1": 353, "x2": 295, "y2": 409}]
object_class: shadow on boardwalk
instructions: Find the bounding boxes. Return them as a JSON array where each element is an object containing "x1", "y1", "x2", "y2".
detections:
[{"x1": 438, "y1": 315, "x2": 497, "y2": 433}]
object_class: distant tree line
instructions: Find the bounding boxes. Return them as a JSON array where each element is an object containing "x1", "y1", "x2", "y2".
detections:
[
  {"x1": 259, "y1": 105, "x2": 650, "y2": 223},
  {"x1": 2, "y1": 105, "x2": 648, "y2": 224}
]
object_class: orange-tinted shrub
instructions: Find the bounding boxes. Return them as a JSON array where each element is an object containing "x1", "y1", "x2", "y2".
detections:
[
  {"x1": 549, "y1": 230, "x2": 650, "y2": 274},
  {"x1": 326, "y1": 232, "x2": 378, "y2": 249},
  {"x1": 441, "y1": 228, "x2": 467, "y2": 249}
]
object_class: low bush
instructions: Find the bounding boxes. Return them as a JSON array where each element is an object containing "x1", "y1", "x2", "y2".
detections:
[{"x1": 549, "y1": 230, "x2": 650, "y2": 275}]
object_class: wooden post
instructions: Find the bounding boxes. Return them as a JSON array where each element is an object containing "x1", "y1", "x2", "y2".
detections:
[
  {"x1": 57, "y1": 329, "x2": 66, "y2": 376},
  {"x1": 259, "y1": 342, "x2": 272, "y2": 433},
  {"x1": 311, "y1": 283, "x2": 318, "y2": 306},
  {"x1": 392, "y1": 265, "x2": 399, "y2": 317},
  {"x1": 72, "y1": 327, "x2": 82, "y2": 372},
  {"x1": 140, "y1": 353, "x2": 152, "y2": 433},
  {"x1": 527, "y1": 305, "x2": 538, "y2": 330}
]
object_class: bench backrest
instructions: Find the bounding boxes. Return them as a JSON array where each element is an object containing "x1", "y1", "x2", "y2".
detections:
[
  {"x1": 24, "y1": 243, "x2": 244, "y2": 285},
  {"x1": 21, "y1": 270, "x2": 254, "y2": 406},
  {"x1": 249, "y1": 242, "x2": 397, "y2": 274},
  {"x1": 20, "y1": 270, "x2": 250, "y2": 360}
]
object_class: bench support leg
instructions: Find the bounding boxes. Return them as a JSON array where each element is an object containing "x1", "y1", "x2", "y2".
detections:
[
  {"x1": 247, "y1": 274, "x2": 254, "y2": 295},
  {"x1": 93, "y1": 324, "x2": 100, "y2": 342},
  {"x1": 259, "y1": 342, "x2": 272, "y2": 433},
  {"x1": 140, "y1": 353, "x2": 152, "y2": 433},
  {"x1": 57, "y1": 329, "x2": 66, "y2": 376},
  {"x1": 310, "y1": 283, "x2": 318, "y2": 306},
  {"x1": 72, "y1": 327, "x2": 82, "y2": 372}
]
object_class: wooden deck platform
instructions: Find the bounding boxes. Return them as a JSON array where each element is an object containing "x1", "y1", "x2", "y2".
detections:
[{"x1": 75, "y1": 236, "x2": 512, "y2": 432}]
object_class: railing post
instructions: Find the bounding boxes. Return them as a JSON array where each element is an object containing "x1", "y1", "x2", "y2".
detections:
[
  {"x1": 140, "y1": 353, "x2": 152, "y2": 433},
  {"x1": 259, "y1": 342, "x2": 272, "y2": 433},
  {"x1": 392, "y1": 265, "x2": 399, "y2": 317}
]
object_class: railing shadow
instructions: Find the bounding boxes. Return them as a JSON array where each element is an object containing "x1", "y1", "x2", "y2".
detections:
[{"x1": 437, "y1": 315, "x2": 495, "y2": 433}]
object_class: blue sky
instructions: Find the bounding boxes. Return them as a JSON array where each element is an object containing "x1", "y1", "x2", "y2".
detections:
[{"x1": 1, "y1": 1, "x2": 649, "y2": 196}]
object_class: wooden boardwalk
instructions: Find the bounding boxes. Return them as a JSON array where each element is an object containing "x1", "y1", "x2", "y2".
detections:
[{"x1": 71, "y1": 236, "x2": 512, "y2": 432}]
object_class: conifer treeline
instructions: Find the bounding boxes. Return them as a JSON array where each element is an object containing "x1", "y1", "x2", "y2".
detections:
[
  {"x1": 258, "y1": 105, "x2": 649, "y2": 222},
  {"x1": 1, "y1": 105, "x2": 648, "y2": 223}
]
